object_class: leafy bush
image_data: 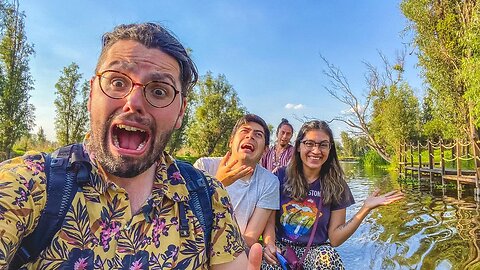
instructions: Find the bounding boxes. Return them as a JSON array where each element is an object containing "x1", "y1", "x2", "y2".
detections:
[{"x1": 360, "y1": 150, "x2": 388, "y2": 167}]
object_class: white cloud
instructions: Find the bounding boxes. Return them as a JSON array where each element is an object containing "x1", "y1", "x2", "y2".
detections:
[
  {"x1": 340, "y1": 105, "x2": 364, "y2": 114},
  {"x1": 285, "y1": 103, "x2": 305, "y2": 110}
]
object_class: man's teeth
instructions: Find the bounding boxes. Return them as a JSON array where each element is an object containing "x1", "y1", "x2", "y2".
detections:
[
  {"x1": 113, "y1": 134, "x2": 119, "y2": 147},
  {"x1": 136, "y1": 141, "x2": 145, "y2": 150},
  {"x1": 112, "y1": 134, "x2": 146, "y2": 151},
  {"x1": 117, "y1": 124, "x2": 145, "y2": 132}
]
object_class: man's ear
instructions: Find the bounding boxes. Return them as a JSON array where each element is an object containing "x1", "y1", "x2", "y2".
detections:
[{"x1": 174, "y1": 97, "x2": 188, "y2": 129}]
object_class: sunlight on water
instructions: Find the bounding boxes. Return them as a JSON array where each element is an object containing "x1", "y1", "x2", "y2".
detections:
[{"x1": 336, "y1": 162, "x2": 480, "y2": 270}]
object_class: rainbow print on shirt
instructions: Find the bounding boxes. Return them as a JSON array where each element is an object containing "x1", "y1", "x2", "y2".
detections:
[{"x1": 280, "y1": 198, "x2": 321, "y2": 240}]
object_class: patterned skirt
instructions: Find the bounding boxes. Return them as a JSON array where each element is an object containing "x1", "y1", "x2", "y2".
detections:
[{"x1": 260, "y1": 241, "x2": 345, "y2": 270}]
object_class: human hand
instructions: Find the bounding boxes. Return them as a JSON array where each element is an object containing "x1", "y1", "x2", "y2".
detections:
[
  {"x1": 363, "y1": 189, "x2": 404, "y2": 211},
  {"x1": 248, "y1": 243, "x2": 263, "y2": 270},
  {"x1": 215, "y1": 151, "x2": 254, "y2": 187},
  {"x1": 263, "y1": 243, "x2": 280, "y2": 265}
]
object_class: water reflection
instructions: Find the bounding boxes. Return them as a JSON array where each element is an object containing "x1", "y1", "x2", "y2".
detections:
[{"x1": 337, "y1": 162, "x2": 480, "y2": 270}]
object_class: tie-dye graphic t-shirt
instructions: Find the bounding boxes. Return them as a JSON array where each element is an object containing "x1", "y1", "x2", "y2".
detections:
[{"x1": 275, "y1": 167, "x2": 355, "y2": 246}]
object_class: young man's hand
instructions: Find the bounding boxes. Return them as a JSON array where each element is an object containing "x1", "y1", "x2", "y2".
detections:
[{"x1": 215, "y1": 151, "x2": 253, "y2": 186}]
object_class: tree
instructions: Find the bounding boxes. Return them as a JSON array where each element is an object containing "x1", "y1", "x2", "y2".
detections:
[
  {"x1": 0, "y1": 0, "x2": 34, "y2": 155},
  {"x1": 54, "y1": 62, "x2": 89, "y2": 145},
  {"x1": 0, "y1": 0, "x2": 35, "y2": 158},
  {"x1": 36, "y1": 126, "x2": 46, "y2": 145},
  {"x1": 340, "y1": 131, "x2": 355, "y2": 157},
  {"x1": 165, "y1": 47, "x2": 195, "y2": 155},
  {"x1": 370, "y1": 81, "x2": 421, "y2": 158},
  {"x1": 401, "y1": 0, "x2": 480, "y2": 140},
  {"x1": 322, "y1": 52, "x2": 421, "y2": 162},
  {"x1": 186, "y1": 72, "x2": 246, "y2": 156},
  {"x1": 165, "y1": 95, "x2": 194, "y2": 155}
]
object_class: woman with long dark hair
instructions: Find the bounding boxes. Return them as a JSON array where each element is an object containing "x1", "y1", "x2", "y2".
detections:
[{"x1": 262, "y1": 120, "x2": 403, "y2": 269}]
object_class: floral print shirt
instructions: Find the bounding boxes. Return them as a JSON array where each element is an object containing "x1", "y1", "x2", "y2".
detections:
[{"x1": 0, "y1": 150, "x2": 245, "y2": 269}]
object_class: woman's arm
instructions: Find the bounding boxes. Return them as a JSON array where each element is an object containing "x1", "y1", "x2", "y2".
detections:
[{"x1": 328, "y1": 190, "x2": 404, "y2": 247}]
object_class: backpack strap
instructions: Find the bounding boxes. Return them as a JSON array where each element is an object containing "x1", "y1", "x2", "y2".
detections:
[
  {"x1": 10, "y1": 144, "x2": 91, "y2": 269},
  {"x1": 176, "y1": 160, "x2": 214, "y2": 256}
]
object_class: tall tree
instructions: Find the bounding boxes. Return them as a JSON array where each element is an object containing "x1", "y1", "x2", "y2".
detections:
[
  {"x1": 401, "y1": 0, "x2": 480, "y2": 140},
  {"x1": 0, "y1": 0, "x2": 35, "y2": 158},
  {"x1": 340, "y1": 131, "x2": 355, "y2": 157},
  {"x1": 322, "y1": 52, "x2": 421, "y2": 162},
  {"x1": 165, "y1": 95, "x2": 194, "y2": 155},
  {"x1": 36, "y1": 126, "x2": 46, "y2": 145},
  {"x1": 54, "y1": 62, "x2": 89, "y2": 145},
  {"x1": 186, "y1": 72, "x2": 246, "y2": 156}
]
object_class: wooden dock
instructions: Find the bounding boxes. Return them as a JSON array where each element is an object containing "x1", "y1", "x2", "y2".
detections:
[{"x1": 399, "y1": 139, "x2": 480, "y2": 197}]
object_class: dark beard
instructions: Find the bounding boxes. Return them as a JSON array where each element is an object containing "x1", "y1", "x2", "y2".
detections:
[{"x1": 89, "y1": 115, "x2": 174, "y2": 178}]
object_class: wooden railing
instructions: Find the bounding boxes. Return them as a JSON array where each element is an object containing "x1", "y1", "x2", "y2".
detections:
[{"x1": 399, "y1": 140, "x2": 480, "y2": 190}]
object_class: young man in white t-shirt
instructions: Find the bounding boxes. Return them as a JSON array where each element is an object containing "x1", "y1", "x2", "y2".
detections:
[{"x1": 194, "y1": 114, "x2": 280, "y2": 247}]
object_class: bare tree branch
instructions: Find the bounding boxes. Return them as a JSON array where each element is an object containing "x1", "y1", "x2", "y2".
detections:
[{"x1": 320, "y1": 53, "x2": 392, "y2": 162}]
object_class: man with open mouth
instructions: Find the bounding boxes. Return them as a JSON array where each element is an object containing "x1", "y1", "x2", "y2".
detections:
[
  {"x1": 194, "y1": 114, "x2": 280, "y2": 248},
  {"x1": 0, "y1": 23, "x2": 263, "y2": 270}
]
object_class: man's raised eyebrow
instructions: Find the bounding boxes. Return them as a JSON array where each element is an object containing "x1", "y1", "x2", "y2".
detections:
[
  {"x1": 148, "y1": 73, "x2": 176, "y2": 84},
  {"x1": 253, "y1": 128, "x2": 265, "y2": 136},
  {"x1": 101, "y1": 61, "x2": 177, "y2": 84}
]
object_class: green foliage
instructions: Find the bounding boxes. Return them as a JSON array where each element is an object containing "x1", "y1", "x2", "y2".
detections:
[
  {"x1": 339, "y1": 131, "x2": 368, "y2": 157},
  {"x1": 186, "y1": 72, "x2": 246, "y2": 156},
  {"x1": 165, "y1": 96, "x2": 192, "y2": 155},
  {"x1": 8, "y1": 128, "x2": 57, "y2": 161},
  {"x1": 370, "y1": 82, "x2": 421, "y2": 156},
  {"x1": 360, "y1": 149, "x2": 388, "y2": 167},
  {"x1": 54, "y1": 62, "x2": 89, "y2": 145},
  {"x1": 165, "y1": 47, "x2": 194, "y2": 155},
  {"x1": 36, "y1": 126, "x2": 46, "y2": 145},
  {"x1": 0, "y1": 0, "x2": 35, "y2": 159},
  {"x1": 175, "y1": 154, "x2": 198, "y2": 164},
  {"x1": 401, "y1": 0, "x2": 480, "y2": 138}
]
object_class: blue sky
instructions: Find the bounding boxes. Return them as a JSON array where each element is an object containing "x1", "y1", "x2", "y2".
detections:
[{"x1": 21, "y1": 0, "x2": 422, "y2": 141}]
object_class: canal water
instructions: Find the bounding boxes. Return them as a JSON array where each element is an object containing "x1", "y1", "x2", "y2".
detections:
[{"x1": 336, "y1": 162, "x2": 480, "y2": 270}]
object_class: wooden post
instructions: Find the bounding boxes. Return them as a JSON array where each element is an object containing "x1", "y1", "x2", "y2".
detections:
[
  {"x1": 410, "y1": 143, "x2": 414, "y2": 179},
  {"x1": 440, "y1": 139, "x2": 445, "y2": 187},
  {"x1": 418, "y1": 141, "x2": 422, "y2": 181},
  {"x1": 456, "y1": 139, "x2": 462, "y2": 192},
  {"x1": 428, "y1": 140, "x2": 434, "y2": 184},
  {"x1": 456, "y1": 139, "x2": 462, "y2": 177},
  {"x1": 474, "y1": 140, "x2": 480, "y2": 198},
  {"x1": 403, "y1": 142, "x2": 407, "y2": 177},
  {"x1": 398, "y1": 143, "x2": 405, "y2": 176}
]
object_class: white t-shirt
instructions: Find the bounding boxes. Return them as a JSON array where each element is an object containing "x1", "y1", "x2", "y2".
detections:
[{"x1": 193, "y1": 157, "x2": 280, "y2": 233}]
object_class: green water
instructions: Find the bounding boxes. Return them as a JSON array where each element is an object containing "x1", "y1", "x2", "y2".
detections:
[{"x1": 337, "y1": 162, "x2": 480, "y2": 270}]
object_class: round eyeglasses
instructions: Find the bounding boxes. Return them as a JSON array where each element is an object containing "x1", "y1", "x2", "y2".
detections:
[
  {"x1": 301, "y1": 140, "x2": 332, "y2": 151},
  {"x1": 96, "y1": 70, "x2": 180, "y2": 108}
]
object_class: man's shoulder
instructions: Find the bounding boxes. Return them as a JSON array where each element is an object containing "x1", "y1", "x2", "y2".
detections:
[
  {"x1": 254, "y1": 165, "x2": 279, "y2": 185},
  {"x1": 195, "y1": 156, "x2": 222, "y2": 164},
  {"x1": 193, "y1": 157, "x2": 222, "y2": 175},
  {"x1": 254, "y1": 164, "x2": 276, "y2": 177}
]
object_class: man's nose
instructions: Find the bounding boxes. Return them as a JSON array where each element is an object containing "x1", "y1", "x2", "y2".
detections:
[
  {"x1": 122, "y1": 84, "x2": 147, "y2": 114},
  {"x1": 245, "y1": 131, "x2": 255, "y2": 139}
]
